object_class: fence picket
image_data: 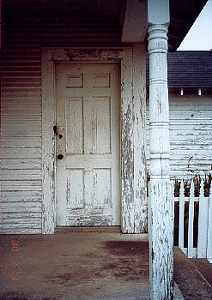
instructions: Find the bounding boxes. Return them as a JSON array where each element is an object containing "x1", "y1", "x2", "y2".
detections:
[
  {"x1": 174, "y1": 175, "x2": 212, "y2": 260},
  {"x1": 179, "y1": 180, "x2": 187, "y2": 254},
  {"x1": 207, "y1": 182, "x2": 212, "y2": 263},
  {"x1": 188, "y1": 180, "x2": 196, "y2": 258},
  {"x1": 197, "y1": 177, "x2": 209, "y2": 258}
]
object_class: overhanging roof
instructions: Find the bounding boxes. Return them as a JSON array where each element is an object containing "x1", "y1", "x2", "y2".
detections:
[
  {"x1": 147, "y1": 51, "x2": 212, "y2": 88},
  {"x1": 3, "y1": 0, "x2": 208, "y2": 50},
  {"x1": 169, "y1": 0, "x2": 207, "y2": 50},
  {"x1": 168, "y1": 51, "x2": 212, "y2": 88},
  {"x1": 122, "y1": 0, "x2": 207, "y2": 50}
]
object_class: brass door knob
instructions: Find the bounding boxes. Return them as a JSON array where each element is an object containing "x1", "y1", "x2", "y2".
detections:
[{"x1": 57, "y1": 154, "x2": 64, "y2": 160}]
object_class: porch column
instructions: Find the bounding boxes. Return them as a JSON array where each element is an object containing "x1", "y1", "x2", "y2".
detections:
[{"x1": 147, "y1": 1, "x2": 174, "y2": 300}]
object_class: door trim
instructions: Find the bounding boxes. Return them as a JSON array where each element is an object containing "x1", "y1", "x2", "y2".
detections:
[{"x1": 41, "y1": 47, "x2": 147, "y2": 234}]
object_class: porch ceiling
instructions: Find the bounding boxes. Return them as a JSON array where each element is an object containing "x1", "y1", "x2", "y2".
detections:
[
  {"x1": 4, "y1": 0, "x2": 207, "y2": 50},
  {"x1": 169, "y1": 0, "x2": 207, "y2": 50},
  {"x1": 4, "y1": 0, "x2": 125, "y2": 22}
]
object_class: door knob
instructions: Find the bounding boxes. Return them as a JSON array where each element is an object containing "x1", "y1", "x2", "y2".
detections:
[{"x1": 57, "y1": 154, "x2": 64, "y2": 160}]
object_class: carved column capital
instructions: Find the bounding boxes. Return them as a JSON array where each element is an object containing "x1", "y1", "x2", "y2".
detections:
[{"x1": 148, "y1": 24, "x2": 168, "y2": 54}]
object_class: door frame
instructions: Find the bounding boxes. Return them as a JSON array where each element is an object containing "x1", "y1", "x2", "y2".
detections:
[{"x1": 41, "y1": 47, "x2": 147, "y2": 234}]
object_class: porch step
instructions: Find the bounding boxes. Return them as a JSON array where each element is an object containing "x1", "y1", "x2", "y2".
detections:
[
  {"x1": 55, "y1": 226, "x2": 121, "y2": 233},
  {"x1": 174, "y1": 247, "x2": 212, "y2": 299}
]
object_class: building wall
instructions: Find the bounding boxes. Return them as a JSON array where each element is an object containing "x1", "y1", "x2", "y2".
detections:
[
  {"x1": 0, "y1": 3, "x2": 122, "y2": 234},
  {"x1": 169, "y1": 93, "x2": 212, "y2": 178},
  {"x1": 1, "y1": 3, "x2": 212, "y2": 234},
  {"x1": 0, "y1": 50, "x2": 42, "y2": 233},
  {"x1": 146, "y1": 93, "x2": 212, "y2": 179}
]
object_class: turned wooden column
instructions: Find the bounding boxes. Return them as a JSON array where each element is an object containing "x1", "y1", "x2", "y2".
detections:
[{"x1": 148, "y1": 1, "x2": 174, "y2": 298}]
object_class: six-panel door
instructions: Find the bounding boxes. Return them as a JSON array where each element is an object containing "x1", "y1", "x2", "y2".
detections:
[{"x1": 56, "y1": 63, "x2": 120, "y2": 226}]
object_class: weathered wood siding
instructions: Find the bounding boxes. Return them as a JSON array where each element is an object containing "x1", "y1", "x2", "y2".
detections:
[
  {"x1": 0, "y1": 49, "x2": 42, "y2": 233},
  {"x1": 147, "y1": 93, "x2": 212, "y2": 178},
  {"x1": 0, "y1": 1, "x2": 122, "y2": 234}
]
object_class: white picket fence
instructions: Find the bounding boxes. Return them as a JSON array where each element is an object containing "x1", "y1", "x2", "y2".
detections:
[{"x1": 174, "y1": 177, "x2": 212, "y2": 263}]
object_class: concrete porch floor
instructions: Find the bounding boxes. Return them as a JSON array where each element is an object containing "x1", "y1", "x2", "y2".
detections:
[{"x1": 0, "y1": 229, "x2": 183, "y2": 300}]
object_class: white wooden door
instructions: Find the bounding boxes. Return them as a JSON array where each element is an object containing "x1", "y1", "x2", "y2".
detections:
[{"x1": 56, "y1": 63, "x2": 120, "y2": 226}]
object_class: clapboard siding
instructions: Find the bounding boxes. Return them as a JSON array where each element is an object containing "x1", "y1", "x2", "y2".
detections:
[
  {"x1": 147, "y1": 94, "x2": 212, "y2": 178},
  {"x1": 170, "y1": 94, "x2": 212, "y2": 177},
  {"x1": 0, "y1": 46, "x2": 42, "y2": 233},
  {"x1": 1, "y1": 181, "x2": 42, "y2": 191}
]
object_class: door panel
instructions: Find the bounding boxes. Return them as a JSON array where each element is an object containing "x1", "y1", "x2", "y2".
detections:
[
  {"x1": 83, "y1": 96, "x2": 111, "y2": 154},
  {"x1": 65, "y1": 97, "x2": 83, "y2": 154},
  {"x1": 56, "y1": 63, "x2": 120, "y2": 226}
]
